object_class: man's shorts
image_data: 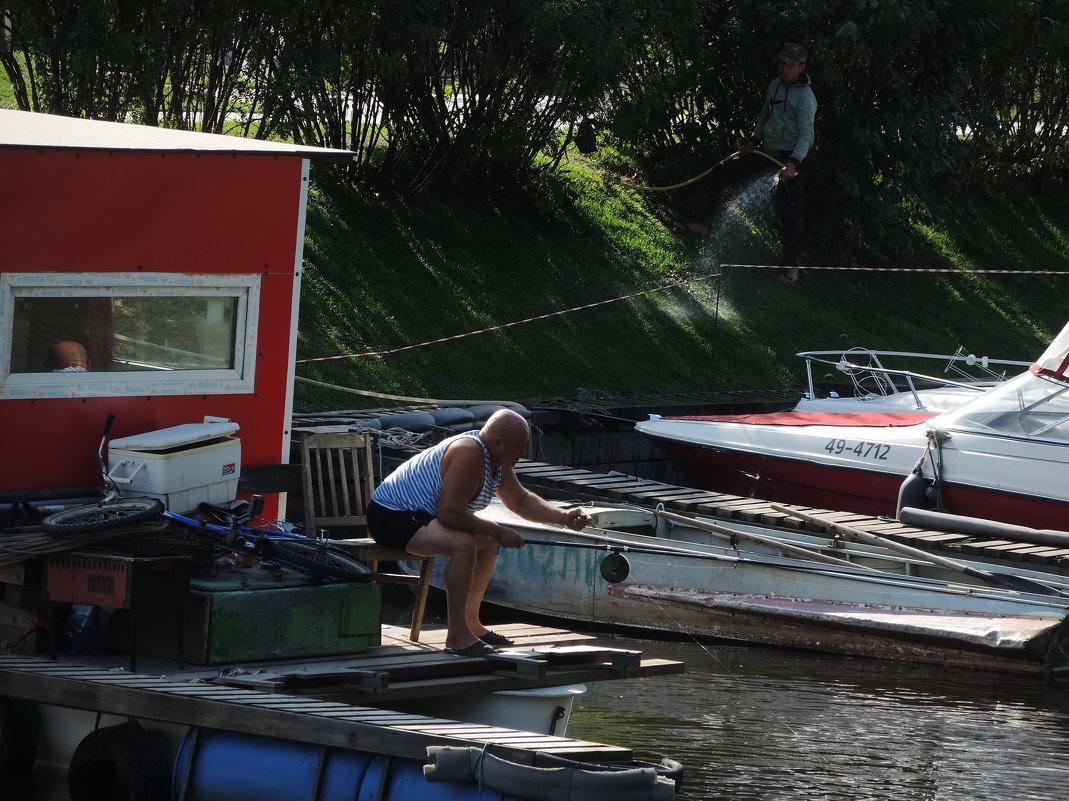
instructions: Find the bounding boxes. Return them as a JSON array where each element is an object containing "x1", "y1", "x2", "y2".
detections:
[{"x1": 366, "y1": 500, "x2": 434, "y2": 551}]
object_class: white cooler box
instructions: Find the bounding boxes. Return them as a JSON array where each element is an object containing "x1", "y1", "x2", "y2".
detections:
[{"x1": 108, "y1": 421, "x2": 241, "y2": 514}]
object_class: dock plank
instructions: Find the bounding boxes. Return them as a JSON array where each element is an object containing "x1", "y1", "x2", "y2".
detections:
[
  {"x1": 516, "y1": 459, "x2": 1069, "y2": 572},
  {"x1": 0, "y1": 652, "x2": 636, "y2": 762},
  {"x1": 605, "y1": 482, "x2": 671, "y2": 500}
]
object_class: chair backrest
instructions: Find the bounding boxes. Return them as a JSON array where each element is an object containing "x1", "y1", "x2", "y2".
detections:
[{"x1": 300, "y1": 431, "x2": 376, "y2": 530}]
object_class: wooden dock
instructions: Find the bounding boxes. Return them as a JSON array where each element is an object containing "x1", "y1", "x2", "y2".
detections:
[
  {"x1": 0, "y1": 622, "x2": 683, "y2": 763},
  {"x1": 211, "y1": 622, "x2": 684, "y2": 703},
  {"x1": 514, "y1": 460, "x2": 1069, "y2": 573}
]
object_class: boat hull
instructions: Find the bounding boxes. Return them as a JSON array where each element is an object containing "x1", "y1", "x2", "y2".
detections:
[
  {"x1": 649, "y1": 436, "x2": 906, "y2": 517},
  {"x1": 447, "y1": 504, "x2": 1069, "y2": 676},
  {"x1": 608, "y1": 584, "x2": 1069, "y2": 675},
  {"x1": 638, "y1": 416, "x2": 1069, "y2": 530}
]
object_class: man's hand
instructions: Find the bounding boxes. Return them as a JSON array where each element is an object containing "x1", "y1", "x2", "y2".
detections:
[
  {"x1": 562, "y1": 508, "x2": 592, "y2": 531},
  {"x1": 739, "y1": 141, "x2": 756, "y2": 156},
  {"x1": 496, "y1": 525, "x2": 525, "y2": 548},
  {"x1": 778, "y1": 162, "x2": 798, "y2": 181}
]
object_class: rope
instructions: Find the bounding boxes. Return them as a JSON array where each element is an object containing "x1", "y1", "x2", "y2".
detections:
[
  {"x1": 617, "y1": 149, "x2": 786, "y2": 192},
  {"x1": 295, "y1": 260, "x2": 1061, "y2": 370},
  {"x1": 723, "y1": 263, "x2": 1069, "y2": 275},
  {"x1": 294, "y1": 375, "x2": 529, "y2": 410},
  {"x1": 296, "y1": 272, "x2": 722, "y2": 363},
  {"x1": 924, "y1": 429, "x2": 951, "y2": 511}
]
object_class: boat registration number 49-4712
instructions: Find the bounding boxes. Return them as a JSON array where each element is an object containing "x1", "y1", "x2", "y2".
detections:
[{"x1": 824, "y1": 439, "x2": 892, "y2": 460}]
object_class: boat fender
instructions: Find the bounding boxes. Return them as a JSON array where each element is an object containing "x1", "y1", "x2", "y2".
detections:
[
  {"x1": 424, "y1": 746, "x2": 677, "y2": 801},
  {"x1": 899, "y1": 507, "x2": 1069, "y2": 548},
  {"x1": 442, "y1": 422, "x2": 480, "y2": 432},
  {"x1": 465, "y1": 405, "x2": 532, "y2": 422},
  {"x1": 372, "y1": 411, "x2": 437, "y2": 433},
  {"x1": 465, "y1": 404, "x2": 507, "y2": 422},
  {"x1": 529, "y1": 752, "x2": 684, "y2": 793},
  {"x1": 430, "y1": 407, "x2": 476, "y2": 428},
  {"x1": 68, "y1": 721, "x2": 170, "y2": 801},
  {"x1": 348, "y1": 418, "x2": 383, "y2": 431},
  {"x1": 0, "y1": 697, "x2": 40, "y2": 776},
  {"x1": 895, "y1": 468, "x2": 930, "y2": 518}
]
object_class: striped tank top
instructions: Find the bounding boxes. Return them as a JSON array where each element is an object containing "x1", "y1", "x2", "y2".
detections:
[{"x1": 372, "y1": 430, "x2": 502, "y2": 516}]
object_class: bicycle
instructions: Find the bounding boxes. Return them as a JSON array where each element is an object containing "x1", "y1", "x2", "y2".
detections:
[
  {"x1": 40, "y1": 414, "x2": 165, "y2": 535},
  {"x1": 162, "y1": 495, "x2": 372, "y2": 583}
]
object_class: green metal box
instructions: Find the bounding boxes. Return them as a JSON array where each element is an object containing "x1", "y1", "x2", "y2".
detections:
[{"x1": 103, "y1": 566, "x2": 381, "y2": 664}]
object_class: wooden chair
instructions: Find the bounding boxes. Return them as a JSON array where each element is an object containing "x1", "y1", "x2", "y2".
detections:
[{"x1": 299, "y1": 431, "x2": 434, "y2": 642}]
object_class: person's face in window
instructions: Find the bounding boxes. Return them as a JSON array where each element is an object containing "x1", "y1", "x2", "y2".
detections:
[{"x1": 50, "y1": 341, "x2": 90, "y2": 372}]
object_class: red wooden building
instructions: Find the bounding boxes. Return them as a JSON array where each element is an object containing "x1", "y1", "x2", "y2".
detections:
[{"x1": 0, "y1": 109, "x2": 351, "y2": 514}]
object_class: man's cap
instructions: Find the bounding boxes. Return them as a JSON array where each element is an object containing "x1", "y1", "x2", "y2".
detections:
[{"x1": 777, "y1": 44, "x2": 807, "y2": 66}]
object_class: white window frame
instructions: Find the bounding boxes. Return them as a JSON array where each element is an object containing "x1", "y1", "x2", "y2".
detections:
[{"x1": 0, "y1": 272, "x2": 260, "y2": 399}]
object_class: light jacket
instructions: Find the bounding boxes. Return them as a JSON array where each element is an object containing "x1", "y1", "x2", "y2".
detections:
[{"x1": 751, "y1": 71, "x2": 816, "y2": 165}]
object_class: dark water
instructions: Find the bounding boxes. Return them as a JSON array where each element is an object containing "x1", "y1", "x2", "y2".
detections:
[{"x1": 567, "y1": 634, "x2": 1069, "y2": 801}]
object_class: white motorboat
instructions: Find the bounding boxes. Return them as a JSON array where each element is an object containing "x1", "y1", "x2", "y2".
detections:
[{"x1": 636, "y1": 322, "x2": 1069, "y2": 529}]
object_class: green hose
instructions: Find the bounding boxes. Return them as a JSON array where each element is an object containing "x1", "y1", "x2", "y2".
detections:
[{"x1": 618, "y1": 149, "x2": 786, "y2": 192}]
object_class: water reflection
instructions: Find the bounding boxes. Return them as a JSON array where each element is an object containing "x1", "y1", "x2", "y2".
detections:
[{"x1": 567, "y1": 635, "x2": 1069, "y2": 801}]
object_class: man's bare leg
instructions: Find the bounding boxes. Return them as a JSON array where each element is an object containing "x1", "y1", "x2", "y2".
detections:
[
  {"x1": 407, "y1": 521, "x2": 482, "y2": 650},
  {"x1": 465, "y1": 538, "x2": 499, "y2": 637}
]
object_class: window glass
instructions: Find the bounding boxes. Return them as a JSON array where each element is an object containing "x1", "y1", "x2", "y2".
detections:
[
  {"x1": 936, "y1": 371, "x2": 1069, "y2": 441},
  {"x1": 11, "y1": 296, "x2": 237, "y2": 373},
  {"x1": 1, "y1": 273, "x2": 259, "y2": 398}
]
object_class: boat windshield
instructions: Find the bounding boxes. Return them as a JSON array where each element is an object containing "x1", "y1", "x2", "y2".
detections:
[{"x1": 933, "y1": 370, "x2": 1069, "y2": 442}]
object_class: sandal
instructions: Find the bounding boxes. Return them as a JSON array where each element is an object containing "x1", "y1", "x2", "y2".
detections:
[
  {"x1": 479, "y1": 630, "x2": 515, "y2": 647},
  {"x1": 444, "y1": 640, "x2": 497, "y2": 658}
]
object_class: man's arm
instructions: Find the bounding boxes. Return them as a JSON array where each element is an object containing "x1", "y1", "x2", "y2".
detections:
[
  {"x1": 437, "y1": 439, "x2": 525, "y2": 546},
  {"x1": 789, "y1": 90, "x2": 817, "y2": 164},
  {"x1": 496, "y1": 468, "x2": 591, "y2": 531}
]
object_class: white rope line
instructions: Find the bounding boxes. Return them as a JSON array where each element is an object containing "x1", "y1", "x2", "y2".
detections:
[
  {"x1": 296, "y1": 272, "x2": 723, "y2": 363},
  {"x1": 296, "y1": 262, "x2": 1062, "y2": 365},
  {"x1": 722, "y1": 263, "x2": 1069, "y2": 274}
]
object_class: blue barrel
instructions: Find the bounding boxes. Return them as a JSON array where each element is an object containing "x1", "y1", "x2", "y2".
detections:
[{"x1": 172, "y1": 729, "x2": 520, "y2": 801}]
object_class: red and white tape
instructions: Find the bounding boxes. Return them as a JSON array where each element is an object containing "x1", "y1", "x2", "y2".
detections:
[
  {"x1": 722, "y1": 263, "x2": 1068, "y2": 275},
  {"x1": 298, "y1": 262, "x2": 1065, "y2": 364},
  {"x1": 297, "y1": 272, "x2": 723, "y2": 363}
]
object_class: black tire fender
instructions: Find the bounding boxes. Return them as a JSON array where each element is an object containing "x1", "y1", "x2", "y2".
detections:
[{"x1": 68, "y1": 721, "x2": 170, "y2": 801}]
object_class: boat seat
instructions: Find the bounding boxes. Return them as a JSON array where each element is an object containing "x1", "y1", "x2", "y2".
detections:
[{"x1": 300, "y1": 430, "x2": 434, "y2": 642}]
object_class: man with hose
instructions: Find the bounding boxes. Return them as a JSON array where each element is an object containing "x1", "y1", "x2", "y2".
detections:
[
  {"x1": 366, "y1": 409, "x2": 591, "y2": 657},
  {"x1": 676, "y1": 43, "x2": 817, "y2": 284}
]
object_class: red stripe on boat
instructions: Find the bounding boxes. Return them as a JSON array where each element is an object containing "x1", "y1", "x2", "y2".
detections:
[{"x1": 666, "y1": 412, "x2": 936, "y2": 427}]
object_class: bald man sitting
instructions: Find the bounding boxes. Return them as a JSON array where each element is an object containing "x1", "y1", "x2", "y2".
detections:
[{"x1": 367, "y1": 409, "x2": 592, "y2": 657}]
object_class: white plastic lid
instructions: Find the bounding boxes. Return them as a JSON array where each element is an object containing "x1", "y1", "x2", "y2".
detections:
[{"x1": 109, "y1": 421, "x2": 240, "y2": 451}]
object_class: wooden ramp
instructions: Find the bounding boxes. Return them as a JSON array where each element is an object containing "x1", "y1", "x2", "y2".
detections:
[
  {"x1": 214, "y1": 622, "x2": 684, "y2": 703},
  {"x1": 514, "y1": 461, "x2": 1069, "y2": 573},
  {"x1": 0, "y1": 651, "x2": 635, "y2": 762}
]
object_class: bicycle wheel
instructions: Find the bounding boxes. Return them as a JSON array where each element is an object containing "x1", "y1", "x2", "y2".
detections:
[
  {"x1": 263, "y1": 538, "x2": 372, "y2": 582},
  {"x1": 41, "y1": 497, "x2": 165, "y2": 535}
]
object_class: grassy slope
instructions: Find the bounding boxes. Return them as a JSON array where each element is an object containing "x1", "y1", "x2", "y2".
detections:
[
  {"x1": 4, "y1": 73, "x2": 1062, "y2": 408},
  {"x1": 295, "y1": 162, "x2": 1069, "y2": 411}
]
